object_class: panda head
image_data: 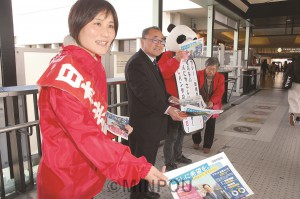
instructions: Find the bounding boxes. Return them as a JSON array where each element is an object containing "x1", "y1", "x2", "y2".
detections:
[{"x1": 165, "y1": 24, "x2": 197, "y2": 52}]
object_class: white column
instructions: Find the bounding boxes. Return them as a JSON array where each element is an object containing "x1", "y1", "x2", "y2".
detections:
[
  {"x1": 111, "y1": 40, "x2": 119, "y2": 52},
  {"x1": 36, "y1": 44, "x2": 44, "y2": 48},
  {"x1": 152, "y1": 0, "x2": 159, "y2": 26},
  {"x1": 51, "y1": 43, "x2": 59, "y2": 49},
  {"x1": 244, "y1": 26, "x2": 250, "y2": 68},
  {"x1": 218, "y1": 43, "x2": 225, "y2": 66},
  {"x1": 206, "y1": 5, "x2": 214, "y2": 57},
  {"x1": 233, "y1": 28, "x2": 239, "y2": 66},
  {"x1": 136, "y1": 38, "x2": 141, "y2": 51}
]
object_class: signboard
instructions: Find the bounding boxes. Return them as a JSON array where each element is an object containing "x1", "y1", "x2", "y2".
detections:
[
  {"x1": 175, "y1": 38, "x2": 206, "y2": 133},
  {"x1": 175, "y1": 58, "x2": 204, "y2": 133}
]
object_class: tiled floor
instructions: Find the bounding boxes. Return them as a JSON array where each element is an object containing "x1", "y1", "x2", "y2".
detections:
[
  {"x1": 14, "y1": 72, "x2": 300, "y2": 199},
  {"x1": 95, "y1": 72, "x2": 300, "y2": 199}
]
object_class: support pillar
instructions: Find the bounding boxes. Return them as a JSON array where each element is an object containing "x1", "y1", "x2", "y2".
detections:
[
  {"x1": 206, "y1": 5, "x2": 214, "y2": 57},
  {"x1": 244, "y1": 26, "x2": 250, "y2": 69}
]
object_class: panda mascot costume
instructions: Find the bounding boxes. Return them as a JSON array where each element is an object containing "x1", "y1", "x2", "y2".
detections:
[
  {"x1": 158, "y1": 24, "x2": 198, "y2": 98},
  {"x1": 158, "y1": 24, "x2": 225, "y2": 157},
  {"x1": 157, "y1": 24, "x2": 197, "y2": 171}
]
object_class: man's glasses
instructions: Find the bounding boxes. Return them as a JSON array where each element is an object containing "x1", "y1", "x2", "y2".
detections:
[
  {"x1": 206, "y1": 67, "x2": 217, "y2": 72},
  {"x1": 143, "y1": 38, "x2": 166, "y2": 45}
]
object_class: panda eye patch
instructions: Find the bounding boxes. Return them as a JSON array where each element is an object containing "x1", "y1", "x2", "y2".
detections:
[
  {"x1": 176, "y1": 35, "x2": 186, "y2": 44},
  {"x1": 193, "y1": 37, "x2": 197, "y2": 40}
]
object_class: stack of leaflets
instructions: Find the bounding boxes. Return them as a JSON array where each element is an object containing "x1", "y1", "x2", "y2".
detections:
[
  {"x1": 170, "y1": 96, "x2": 207, "y2": 107},
  {"x1": 171, "y1": 96, "x2": 222, "y2": 125},
  {"x1": 106, "y1": 111, "x2": 129, "y2": 140},
  {"x1": 182, "y1": 104, "x2": 224, "y2": 116}
]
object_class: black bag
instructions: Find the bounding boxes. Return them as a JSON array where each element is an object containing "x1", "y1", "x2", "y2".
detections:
[{"x1": 282, "y1": 73, "x2": 293, "y2": 90}]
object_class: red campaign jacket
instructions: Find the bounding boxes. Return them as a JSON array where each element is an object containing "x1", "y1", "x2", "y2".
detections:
[
  {"x1": 197, "y1": 69, "x2": 225, "y2": 118},
  {"x1": 158, "y1": 51, "x2": 180, "y2": 98},
  {"x1": 37, "y1": 45, "x2": 151, "y2": 199},
  {"x1": 158, "y1": 51, "x2": 225, "y2": 117}
]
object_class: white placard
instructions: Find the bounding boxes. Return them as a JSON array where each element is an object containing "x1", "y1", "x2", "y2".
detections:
[{"x1": 175, "y1": 58, "x2": 204, "y2": 133}]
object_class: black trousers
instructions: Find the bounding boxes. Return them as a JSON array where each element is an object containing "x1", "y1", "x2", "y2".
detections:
[
  {"x1": 192, "y1": 117, "x2": 216, "y2": 148},
  {"x1": 129, "y1": 133, "x2": 160, "y2": 199}
]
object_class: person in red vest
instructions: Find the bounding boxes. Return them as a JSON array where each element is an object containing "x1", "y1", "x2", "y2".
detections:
[
  {"x1": 158, "y1": 24, "x2": 196, "y2": 171},
  {"x1": 192, "y1": 57, "x2": 225, "y2": 154},
  {"x1": 36, "y1": 0, "x2": 167, "y2": 198}
]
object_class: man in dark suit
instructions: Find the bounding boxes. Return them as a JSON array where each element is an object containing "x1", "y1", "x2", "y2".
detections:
[
  {"x1": 125, "y1": 26, "x2": 186, "y2": 199},
  {"x1": 203, "y1": 184, "x2": 227, "y2": 199}
]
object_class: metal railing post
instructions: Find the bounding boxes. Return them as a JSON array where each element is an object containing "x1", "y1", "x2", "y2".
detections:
[
  {"x1": 0, "y1": 150, "x2": 5, "y2": 198},
  {"x1": 0, "y1": 80, "x2": 129, "y2": 197},
  {"x1": 4, "y1": 96, "x2": 26, "y2": 193}
]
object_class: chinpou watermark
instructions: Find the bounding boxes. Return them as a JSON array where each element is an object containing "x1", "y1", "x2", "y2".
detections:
[{"x1": 106, "y1": 179, "x2": 193, "y2": 193}]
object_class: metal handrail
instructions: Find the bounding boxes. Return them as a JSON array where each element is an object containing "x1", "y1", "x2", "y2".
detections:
[
  {"x1": 0, "y1": 85, "x2": 38, "y2": 97},
  {"x1": 108, "y1": 101, "x2": 128, "y2": 108},
  {"x1": 0, "y1": 120, "x2": 39, "y2": 136},
  {"x1": 0, "y1": 77, "x2": 128, "y2": 198}
]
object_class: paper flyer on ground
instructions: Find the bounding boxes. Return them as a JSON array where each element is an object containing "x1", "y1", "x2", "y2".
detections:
[
  {"x1": 164, "y1": 152, "x2": 254, "y2": 199},
  {"x1": 106, "y1": 112, "x2": 129, "y2": 140}
]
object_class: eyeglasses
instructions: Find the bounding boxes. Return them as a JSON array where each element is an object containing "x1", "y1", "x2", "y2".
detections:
[
  {"x1": 206, "y1": 67, "x2": 217, "y2": 72},
  {"x1": 143, "y1": 38, "x2": 166, "y2": 45}
]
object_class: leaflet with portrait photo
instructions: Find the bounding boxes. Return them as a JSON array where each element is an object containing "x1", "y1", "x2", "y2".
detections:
[{"x1": 164, "y1": 152, "x2": 254, "y2": 199}]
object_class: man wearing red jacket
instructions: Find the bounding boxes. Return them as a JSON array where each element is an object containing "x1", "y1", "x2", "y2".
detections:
[
  {"x1": 158, "y1": 50, "x2": 192, "y2": 171},
  {"x1": 192, "y1": 57, "x2": 225, "y2": 154}
]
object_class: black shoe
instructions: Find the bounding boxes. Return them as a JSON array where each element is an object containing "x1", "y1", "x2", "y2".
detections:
[
  {"x1": 176, "y1": 155, "x2": 192, "y2": 164},
  {"x1": 144, "y1": 191, "x2": 160, "y2": 199},
  {"x1": 165, "y1": 162, "x2": 177, "y2": 171}
]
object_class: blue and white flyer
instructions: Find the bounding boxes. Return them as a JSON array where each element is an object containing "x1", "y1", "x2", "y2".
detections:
[{"x1": 164, "y1": 152, "x2": 254, "y2": 199}]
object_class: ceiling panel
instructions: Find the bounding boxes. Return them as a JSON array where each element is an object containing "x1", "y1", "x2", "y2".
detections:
[
  {"x1": 228, "y1": 0, "x2": 249, "y2": 12},
  {"x1": 175, "y1": 0, "x2": 299, "y2": 55},
  {"x1": 247, "y1": 0, "x2": 287, "y2": 4}
]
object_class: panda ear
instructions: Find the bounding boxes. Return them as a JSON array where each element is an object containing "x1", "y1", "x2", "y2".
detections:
[{"x1": 167, "y1": 24, "x2": 176, "y2": 33}]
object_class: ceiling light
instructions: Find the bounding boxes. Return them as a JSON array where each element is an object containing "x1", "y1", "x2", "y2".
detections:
[{"x1": 277, "y1": 48, "x2": 282, "y2": 52}]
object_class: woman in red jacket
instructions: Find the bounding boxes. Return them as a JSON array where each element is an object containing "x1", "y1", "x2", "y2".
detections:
[
  {"x1": 192, "y1": 57, "x2": 225, "y2": 154},
  {"x1": 36, "y1": 0, "x2": 166, "y2": 198}
]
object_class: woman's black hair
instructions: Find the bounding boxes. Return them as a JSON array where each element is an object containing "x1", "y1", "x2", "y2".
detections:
[{"x1": 68, "y1": 0, "x2": 118, "y2": 45}]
